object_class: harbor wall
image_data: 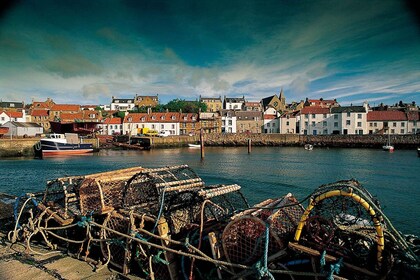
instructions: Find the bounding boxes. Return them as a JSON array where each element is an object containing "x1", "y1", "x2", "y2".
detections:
[
  {"x1": 0, "y1": 134, "x2": 419, "y2": 157},
  {"x1": 151, "y1": 133, "x2": 420, "y2": 148}
]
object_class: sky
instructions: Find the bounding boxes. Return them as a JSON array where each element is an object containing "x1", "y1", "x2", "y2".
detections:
[{"x1": 0, "y1": 0, "x2": 419, "y2": 106}]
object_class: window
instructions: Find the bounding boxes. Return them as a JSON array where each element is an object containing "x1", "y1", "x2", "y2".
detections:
[
  {"x1": 161, "y1": 116, "x2": 165, "y2": 120},
  {"x1": 391, "y1": 129, "x2": 395, "y2": 134},
  {"x1": 312, "y1": 114, "x2": 315, "y2": 118},
  {"x1": 172, "y1": 124, "x2": 175, "y2": 129},
  {"x1": 161, "y1": 124, "x2": 164, "y2": 129},
  {"x1": 286, "y1": 121, "x2": 289, "y2": 126},
  {"x1": 151, "y1": 124, "x2": 155, "y2": 129},
  {"x1": 272, "y1": 123, "x2": 275, "y2": 127},
  {"x1": 357, "y1": 122, "x2": 362, "y2": 127},
  {"x1": 401, "y1": 122, "x2": 405, "y2": 127},
  {"x1": 401, "y1": 129, "x2": 404, "y2": 134},
  {"x1": 346, "y1": 120, "x2": 350, "y2": 125},
  {"x1": 312, "y1": 121, "x2": 315, "y2": 126},
  {"x1": 374, "y1": 123, "x2": 377, "y2": 127},
  {"x1": 228, "y1": 120, "x2": 232, "y2": 125},
  {"x1": 267, "y1": 123, "x2": 270, "y2": 127},
  {"x1": 357, "y1": 114, "x2": 362, "y2": 119},
  {"x1": 152, "y1": 116, "x2": 156, "y2": 120},
  {"x1": 334, "y1": 122, "x2": 338, "y2": 127},
  {"x1": 334, "y1": 114, "x2": 338, "y2": 119},
  {"x1": 393, "y1": 122, "x2": 396, "y2": 127},
  {"x1": 323, "y1": 114, "x2": 327, "y2": 118},
  {"x1": 323, "y1": 121, "x2": 327, "y2": 127},
  {"x1": 305, "y1": 114, "x2": 309, "y2": 119},
  {"x1": 347, "y1": 112, "x2": 351, "y2": 117},
  {"x1": 305, "y1": 121, "x2": 308, "y2": 127}
]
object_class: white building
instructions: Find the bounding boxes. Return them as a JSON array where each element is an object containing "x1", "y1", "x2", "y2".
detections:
[
  {"x1": 98, "y1": 117, "x2": 122, "y2": 135},
  {"x1": 223, "y1": 96, "x2": 245, "y2": 110},
  {"x1": 298, "y1": 107, "x2": 331, "y2": 135},
  {"x1": 367, "y1": 111, "x2": 408, "y2": 135},
  {"x1": 123, "y1": 112, "x2": 181, "y2": 136},
  {"x1": 110, "y1": 97, "x2": 136, "y2": 111},
  {"x1": 221, "y1": 110, "x2": 237, "y2": 133},
  {"x1": 330, "y1": 105, "x2": 369, "y2": 135},
  {"x1": 0, "y1": 111, "x2": 25, "y2": 125},
  {"x1": 2, "y1": 121, "x2": 43, "y2": 137},
  {"x1": 263, "y1": 115, "x2": 279, "y2": 133},
  {"x1": 280, "y1": 111, "x2": 298, "y2": 134}
]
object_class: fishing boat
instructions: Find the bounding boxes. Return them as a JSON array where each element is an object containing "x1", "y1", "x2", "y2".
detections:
[
  {"x1": 188, "y1": 143, "x2": 201, "y2": 148},
  {"x1": 382, "y1": 130, "x2": 394, "y2": 152},
  {"x1": 35, "y1": 133, "x2": 93, "y2": 157},
  {"x1": 304, "y1": 143, "x2": 313, "y2": 150}
]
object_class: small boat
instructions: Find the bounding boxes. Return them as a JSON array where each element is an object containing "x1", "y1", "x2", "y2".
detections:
[
  {"x1": 35, "y1": 133, "x2": 93, "y2": 157},
  {"x1": 382, "y1": 130, "x2": 394, "y2": 152},
  {"x1": 304, "y1": 144, "x2": 313, "y2": 150},
  {"x1": 417, "y1": 147, "x2": 420, "y2": 157},
  {"x1": 113, "y1": 136, "x2": 151, "y2": 150},
  {"x1": 188, "y1": 143, "x2": 201, "y2": 148}
]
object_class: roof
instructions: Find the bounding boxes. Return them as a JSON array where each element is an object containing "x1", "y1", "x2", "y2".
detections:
[
  {"x1": 280, "y1": 111, "x2": 299, "y2": 118},
  {"x1": 331, "y1": 106, "x2": 366, "y2": 113},
  {"x1": 0, "y1": 127, "x2": 9, "y2": 134},
  {"x1": 31, "y1": 109, "x2": 49, "y2": 117},
  {"x1": 7, "y1": 122, "x2": 42, "y2": 128},
  {"x1": 0, "y1": 101, "x2": 24, "y2": 109},
  {"x1": 236, "y1": 111, "x2": 263, "y2": 120},
  {"x1": 2, "y1": 111, "x2": 23, "y2": 118},
  {"x1": 51, "y1": 104, "x2": 80, "y2": 111},
  {"x1": 307, "y1": 99, "x2": 337, "y2": 107},
  {"x1": 200, "y1": 97, "x2": 222, "y2": 102},
  {"x1": 244, "y1": 102, "x2": 261, "y2": 106},
  {"x1": 261, "y1": 95, "x2": 276, "y2": 108},
  {"x1": 112, "y1": 98, "x2": 134, "y2": 103},
  {"x1": 264, "y1": 115, "x2": 277, "y2": 120},
  {"x1": 104, "y1": 118, "x2": 122, "y2": 125},
  {"x1": 225, "y1": 97, "x2": 245, "y2": 103},
  {"x1": 407, "y1": 111, "x2": 419, "y2": 121},
  {"x1": 367, "y1": 111, "x2": 407, "y2": 121},
  {"x1": 124, "y1": 112, "x2": 181, "y2": 123},
  {"x1": 300, "y1": 107, "x2": 330, "y2": 114},
  {"x1": 180, "y1": 113, "x2": 198, "y2": 122}
]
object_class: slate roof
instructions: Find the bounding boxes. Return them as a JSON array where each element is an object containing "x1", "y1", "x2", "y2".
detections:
[
  {"x1": 261, "y1": 95, "x2": 276, "y2": 108},
  {"x1": 0, "y1": 102, "x2": 24, "y2": 109},
  {"x1": 331, "y1": 106, "x2": 366, "y2": 113}
]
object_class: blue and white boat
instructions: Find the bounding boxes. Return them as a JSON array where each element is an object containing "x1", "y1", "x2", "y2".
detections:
[{"x1": 35, "y1": 133, "x2": 93, "y2": 157}]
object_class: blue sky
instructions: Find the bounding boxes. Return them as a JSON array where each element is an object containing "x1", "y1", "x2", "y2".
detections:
[{"x1": 0, "y1": 0, "x2": 419, "y2": 106}]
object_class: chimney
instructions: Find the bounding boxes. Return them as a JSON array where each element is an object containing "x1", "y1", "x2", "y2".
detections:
[{"x1": 147, "y1": 107, "x2": 151, "y2": 115}]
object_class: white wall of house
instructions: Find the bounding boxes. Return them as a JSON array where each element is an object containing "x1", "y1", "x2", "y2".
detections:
[
  {"x1": 299, "y1": 113, "x2": 332, "y2": 135},
  {"x1": 224, "y1": 101, "x2": 244, "y2": 110},
  {"x1": 221, "y1": 113, "x2": 237, "y2": 133},
  {"x1": 263, "y1": 118, "x2": 279, "y2": 133},
  {"x1": 408, "y1": 120, "x2": 419, "y2": 134},
  {"x1": 0, "y1": 112, "x2": 25, "y2": 125},
  {"x1": 98, "y1": 124, "x2": 123, "y2": 135},
  {"x1": 123, "y1": 121, "x2": 180, "y2": 136},
  {"x1": 263, "y1": 107, "x2": 279, "y2": 116},
  {"x1": 3, "y1": 122, "x2": 43, "y2": 137},
  {"x1": 280, "y1": 116, "x2": 297, "y2": 134},
  {"x1": 110, "y1": 101, "x2": 135, "y2": 111}
]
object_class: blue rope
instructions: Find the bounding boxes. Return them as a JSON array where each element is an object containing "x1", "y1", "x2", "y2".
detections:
[
  {"x1": 254, "y1": 223, "x2": 275, "y2": 280},
  {"x1": 283, "y1": 259, "x2": 310, "y2": 266},
  {"x1": 152, "y1": 250, "x2": 169, "y2": 265},
  {"x1": 77, "y1": 215, "x2": 92, "y2": 228},
  {"x1": 320, "y1": 250, "x2": 327, "y2": 272},
  {"x1": 326, "y1": 258, "x2": 343, "y2": 280},
  {"x1": 152, "y1": 188, "x2": 167, "y2": 233}
]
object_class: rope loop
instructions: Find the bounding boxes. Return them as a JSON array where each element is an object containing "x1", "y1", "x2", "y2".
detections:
[
  {"x1": 152, "y1": 250, "x2": 169, "y2": 265},
  {"x1": 77, "y1": 216, "x2": 92, "y2": 228}
]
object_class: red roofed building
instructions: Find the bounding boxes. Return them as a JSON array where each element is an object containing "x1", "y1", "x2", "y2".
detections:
[
  {"x1": 0, "y1": 111, "x2": 25, "y2": 125},
  {"x1": 304, "y1": 98, "x2": 339, "y2": 108},
  {"x1": 98, "y1": 117, "x2": 123, "y2": 135},
  {"x1": 49, "y1": 104, "x2": 81, "y2": 121},
  {"x1": 367, "y1": 111, "x2": 408, "y2": 134},
  {"x1": 263, "y1": 114, "x2": 279, "y2": 133},
  {"x1": 123, "y1": 112, "x2": 182, "y2": 136}
]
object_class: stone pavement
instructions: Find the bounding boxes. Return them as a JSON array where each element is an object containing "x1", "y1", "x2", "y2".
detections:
[{"x1": 0, "y1": 232, "x2": 141, "y2": 280}]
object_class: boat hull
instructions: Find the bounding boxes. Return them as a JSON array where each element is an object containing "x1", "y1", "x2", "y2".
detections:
[{"x1": 40, "y1": 139, "x2": 93, "y2": 156}]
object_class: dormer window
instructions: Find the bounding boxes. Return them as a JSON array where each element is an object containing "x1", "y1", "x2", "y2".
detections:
[
  {"x1": 128, "y1": 117, "x2": 132, "y2": 122},
  {"x1": 192, "y1": 116, "x2": 196, "y2": 121},
  {"x1": 141, "y1": 117, "x2": 145, "y2": 122},
  {"x1": 152, "y1": 116, "x2": 156, "y2": 120},
  {"x1": 184, "y1": 116, "x2": 187, "y2": 121},
  {"x1": 171, "y1": 115, "x2": 176, "y2": 120},
  {"x1": 161, "y1": 116, "x2": 165, "y2": 120}
]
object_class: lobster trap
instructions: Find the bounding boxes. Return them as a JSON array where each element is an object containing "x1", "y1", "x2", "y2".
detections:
[{"x1": 222, "y1": 194, "x2": 304, "y2": 266}]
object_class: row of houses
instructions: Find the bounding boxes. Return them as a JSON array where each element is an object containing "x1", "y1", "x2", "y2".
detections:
[{"x1": 1, "y1": 93, "x2": 419, "y2": 137}]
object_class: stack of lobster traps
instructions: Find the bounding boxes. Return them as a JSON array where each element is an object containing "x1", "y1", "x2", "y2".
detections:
[{"x1": 2, "y1": 165, "x2": 419, "y2": 279}]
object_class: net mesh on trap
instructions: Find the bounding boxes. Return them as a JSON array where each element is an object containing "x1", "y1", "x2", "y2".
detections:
[
  {"x1": 222, "y1": 194, "x2": 302, "y2": 265},
  {"x1": 298, "y1": 179, "x2": 384, "y2": 269},
  {"x1": 79, "y1": 167, "x2": 145, "y2": 215}
]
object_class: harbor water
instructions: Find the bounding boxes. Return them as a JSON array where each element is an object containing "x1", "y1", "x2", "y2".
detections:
[{"x1": 1, "y1": 146, "x2": 419, "y2": 236}]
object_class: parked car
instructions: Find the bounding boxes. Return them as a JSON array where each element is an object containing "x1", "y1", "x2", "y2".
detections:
[{"x1": 157, "y1": 131, "x2": 170, "y2": 137}]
